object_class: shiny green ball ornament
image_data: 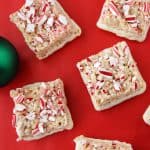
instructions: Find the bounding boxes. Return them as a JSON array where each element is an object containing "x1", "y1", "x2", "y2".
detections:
[{"x1": 0, "y1": 37, "x2": 19, "y2": 87}]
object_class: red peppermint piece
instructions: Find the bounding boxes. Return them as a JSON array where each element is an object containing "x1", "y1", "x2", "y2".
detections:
[
  {"x1": 112, "y1": 46, "x2": 120, "y2": 57},
  {"x1": 99, "y1": 70, "x2": 113, "y2": 77},
  {"x1": 125, "y1": 0, "x2": 135, "y2": 5},
  {"x1": 143, "y1": 2, "x2": 150, "y2": 13},
  {"x1": 40, "y1": 98, "x2": 46, "y2": 110},
  {"x1": 57, "y1": 90, "x2": 64, "y2": 98},
  {"x1": 42, "y1": 3, "x2": 49, "y2": 13},
  {"x1": 134, "y1": 82, "x2": 138, "y2": 90},
  {"x1": 32, "y1": 128, "x2": 40, "y2": 135},
  {"x1": 12, "y1": 115, "x2": 16, "y2": 128},
  {"x1": 14, "y1": 95, "x2": 24, "y2": 103},
  {"x1": 125, "y1": 16, "x2": 136, "y2": 23},
  {"x1": 109, "y1": 1, "x2": 121, "y2": 17},
  {"x1": 57, "y1": 100, "x2": 63, "y2": 105},
  {"x1": 86, "y1": 57, "x2": 92, "y2": 62}
]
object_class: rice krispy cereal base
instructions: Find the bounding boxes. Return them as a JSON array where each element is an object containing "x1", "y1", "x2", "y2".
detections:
[
  {"x1": 74, "y1": 135, "x2": 133, "y2": 150},
  {"x1": 143, "y1": 105, "x2": 150, "y2": 125},
  {"x1": 10, "y1": 79, "x2": 73, "y2": 141},
  {"x1": 10, "y1": 0, "x2": 81, "y2": 59},
  {"x1": 97, "y1": 0, "x2": 150, "y2": 42},
  {"x1": 77, "y1": 41, "x2": 146, "y2": 111}
]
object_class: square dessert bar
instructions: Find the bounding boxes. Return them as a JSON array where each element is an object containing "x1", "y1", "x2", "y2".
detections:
[
  {"x1": 77, "y1": 41, "x2": 146, "y2": 111},
  {"x1": 74, "y1": 135, "x2": 133, "y2": 150},
  {"x1": 143, "y1": 105, "x2": 150, "y2": 125},
  {"x1": 97, "y1": 0, "x2": 150, "y2": 42},
  {"x1": 10, "y1": 79, "x2": 73, "y2": 141},
  {"x1": 10, "y1": 0, "x2": 81, "y2": 59}
]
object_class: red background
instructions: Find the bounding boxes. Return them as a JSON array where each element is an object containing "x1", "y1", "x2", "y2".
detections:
[{"x1": 0, "y1": 0, "x2": 150, "y2": 150}]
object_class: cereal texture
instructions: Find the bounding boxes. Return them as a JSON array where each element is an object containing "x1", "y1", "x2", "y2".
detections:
[
  {"x1": 10, "y1": 79, "x2": 73, "y2": 141},
  {"x1": 10, "y1": 0, "x2": 81, "y2": 59},
  {"x1": 77, "y1": 41, "x2": 146, "y2": 111},
  {"x1": 97, "y1": 0, "x2": 150, "y2": 42}
]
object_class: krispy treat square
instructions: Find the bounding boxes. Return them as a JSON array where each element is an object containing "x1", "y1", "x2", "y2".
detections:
[
  {"x1": 74, "y1": 135, "x2": 133, "y2": 150},
  {"x1": 77, "y1": 41, "x2": 146, "y2": 111},
  {"x1": 10, "y1": 79, "x2": 73, "y2": 141},
  {"x1": 97, "y1": 0, "x2": 150, "y2": 42},
  {"x1": 143, "y1": 105, "x2": 150, "y2": 125},
  {"x1": 10, "y1": 0, "x2": 81, "y2": 59}
]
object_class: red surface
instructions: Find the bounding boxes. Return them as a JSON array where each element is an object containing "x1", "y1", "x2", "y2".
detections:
[{"x1": 0, "y1": 0, "x2": 150, "y2": 150}]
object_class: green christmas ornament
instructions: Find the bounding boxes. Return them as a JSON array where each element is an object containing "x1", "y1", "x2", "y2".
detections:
[{"x1": 0, "y1": 37, "x2": 19, "y2": 87}]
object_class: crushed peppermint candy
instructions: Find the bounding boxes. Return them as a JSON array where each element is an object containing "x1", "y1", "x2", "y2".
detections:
[
  {"x1": 40, "y1": 98, "x2": 46, "y2": 110},
  {"x1": 109, "y1": 1, "x2": 121, "y2": 17},
  {"x1": 25, "y1": 0, "x2": 33, "y2": 7},
  {"x1": 38, "y1": 15, "x2": 48, "y2": 26},
  {"x1": 123, "y1": 4, "x2": 130, "y2": 16},
  {"x1": 125, "y1": 15, "x2": 137, "y2": 23},
  {"x1": 141, "y1": 2, "x2": 150, "y2": 13},
  {"x1": 58, "y1": 15, "x2": 68, "y2": 25},
  {"x1": 93, "y1": 62, "x2": 101, "y2": 68},
  {"x1": 48, "y1": 0, "x2": 56, "y2": 5},
  {"x1": 113, "y1": 81, "x2": 121, "y2": 91},
  {"x1": 26, "y1": 7, "x2": 35, "y2": 20},
  {"x1": 38, "y1": 123, "x2": 45, "y2": 133},
  {"x1": 26, "y1": 23, "x2": 35, "y2": 33},
  {"x1": 14, "y1": 95, "x2": 24, "y2": 103},
  {"x1": 112, "y1": 46, "x2": 120, "y2": 57},
  {"x1": 35, "y1": 36, "x2": 44, "y2": 43},
  {"x1": 125, "y1": 0, "x2": 135, "y2": 5},
  {"x1": 47, "y1": 17, "x2": 54, "y2": 27},
  {"x1": 17, "y1": 12, "x2": 26, "y2": 21},
  {"x1": 15, "y1": 104, "x2": 26, "y2": 112},
  {"x1": 48, "y1": 116, "x2": 56, "y2": 122},
  {"x1": 32, "y1": 128, "x2": 40, "y2": 136},
  {"x1": 26, "y1": 112, "x2": 36, "y2": 121},
  {"x1": 95, "y1": 81, "x2": 105, "y2": 89},
  {"x1": 99, "y1": 70, "x2": 113, "y2": 78},
  {"x1": 109, "y1": 56, "x2": 118, "y2": 67}
]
